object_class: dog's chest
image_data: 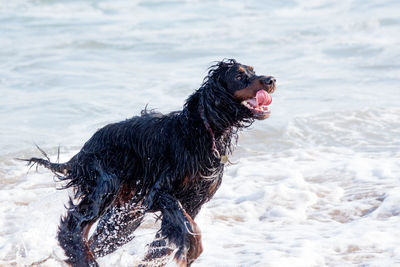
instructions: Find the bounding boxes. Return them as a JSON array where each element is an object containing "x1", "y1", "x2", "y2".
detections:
[{"x1": 175, "y1": 172, "x2": 223, "y2": 207}]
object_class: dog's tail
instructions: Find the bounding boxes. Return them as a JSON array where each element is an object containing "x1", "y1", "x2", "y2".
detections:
[
  {"x1": 18, "y1": 144, "x2": 71, "y2": 176},
  {"x1": 21, "y1": 157, "x2": 70, "y2": 175},
  {"x1": 19, "y1": 145, "x2": 101, "y2": 198}
]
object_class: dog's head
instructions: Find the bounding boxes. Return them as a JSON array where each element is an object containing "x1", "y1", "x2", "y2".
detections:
[{"x1": 206, "y1": 59, "x2": 276, "y2": 120}]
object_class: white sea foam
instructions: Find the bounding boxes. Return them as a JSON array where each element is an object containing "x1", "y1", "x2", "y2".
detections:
[{"x1": 1, "y1": 0, "x2": 400, "y2": 266}]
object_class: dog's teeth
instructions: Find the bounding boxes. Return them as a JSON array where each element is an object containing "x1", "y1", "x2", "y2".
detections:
[
  {"x1": 242, "y1": 102, "x2": 252, "y2": 109},
  {"x1": 242, "y1": 100, "x2": 262, "y2": 111}
]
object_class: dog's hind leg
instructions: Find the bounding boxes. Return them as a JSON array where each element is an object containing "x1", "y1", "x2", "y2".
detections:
[
  {"x1": 141, "y1": 192, "x2": 203, "y2": 267},
  {"x1": 57, "y1": 172, "x2": 119, "y2": 267}
]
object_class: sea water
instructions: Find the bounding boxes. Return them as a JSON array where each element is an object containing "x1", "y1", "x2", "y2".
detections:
[{"x1": 1, "y1": 0, "x2": 400, "y2": 266}]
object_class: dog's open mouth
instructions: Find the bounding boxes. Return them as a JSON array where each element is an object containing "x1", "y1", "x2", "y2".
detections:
[{"x1": 241, "y1": 90, "x2": 272, "y2": 119}]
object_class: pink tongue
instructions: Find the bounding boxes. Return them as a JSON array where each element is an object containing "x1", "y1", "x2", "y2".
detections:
[{"x1": 256, "y1": 90, "x2": 272, "y2": 106}]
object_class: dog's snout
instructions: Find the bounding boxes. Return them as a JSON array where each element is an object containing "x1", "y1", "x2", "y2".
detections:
[{"x1": 263, "y1": 76, "x2": 276, "y2": 86}]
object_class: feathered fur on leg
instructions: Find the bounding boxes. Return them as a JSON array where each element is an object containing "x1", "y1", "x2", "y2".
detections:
[{"x1": 57, "y1": 171, "x2": 120, "y2": 266}]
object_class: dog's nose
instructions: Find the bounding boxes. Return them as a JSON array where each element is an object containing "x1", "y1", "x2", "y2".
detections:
[{"x1": 263, "y1": 76, "x2": 276, "y2": 86}]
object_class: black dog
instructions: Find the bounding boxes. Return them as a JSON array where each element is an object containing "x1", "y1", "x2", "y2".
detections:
[{"x1": 25, "y1": 59, "x2": 276, "y2": 267}]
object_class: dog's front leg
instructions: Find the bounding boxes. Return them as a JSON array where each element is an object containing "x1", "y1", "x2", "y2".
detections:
[{"x1": 141, "y1": 192, "x2": 203, "y2": 267}]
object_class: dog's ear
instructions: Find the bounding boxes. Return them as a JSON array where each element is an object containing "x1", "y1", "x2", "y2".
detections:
[
  {"x1": 206, "y1": 59, "x2": 238, "y2": 91},
  {"x1": 217, "y1": 76, "x2": 227, "y2": 89}
]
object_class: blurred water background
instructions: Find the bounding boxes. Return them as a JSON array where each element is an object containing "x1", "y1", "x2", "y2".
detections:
[{"x1": 1, "y1": 0, "x2": 400, "y2": 266}]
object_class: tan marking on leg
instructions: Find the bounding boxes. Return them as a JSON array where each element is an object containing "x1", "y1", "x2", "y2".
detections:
[{"x1": 183, "y1": 211, "x2": 203, "y2": 263}]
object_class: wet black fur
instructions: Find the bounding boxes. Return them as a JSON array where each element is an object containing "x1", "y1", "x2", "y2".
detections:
[{"x1": 25, "y1": 59, "x2": 262, "y2": 266}]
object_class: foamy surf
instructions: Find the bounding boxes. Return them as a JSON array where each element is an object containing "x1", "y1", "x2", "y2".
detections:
[{"x1": 1, "y1": 108, "x2": 400, "y2": 266}]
